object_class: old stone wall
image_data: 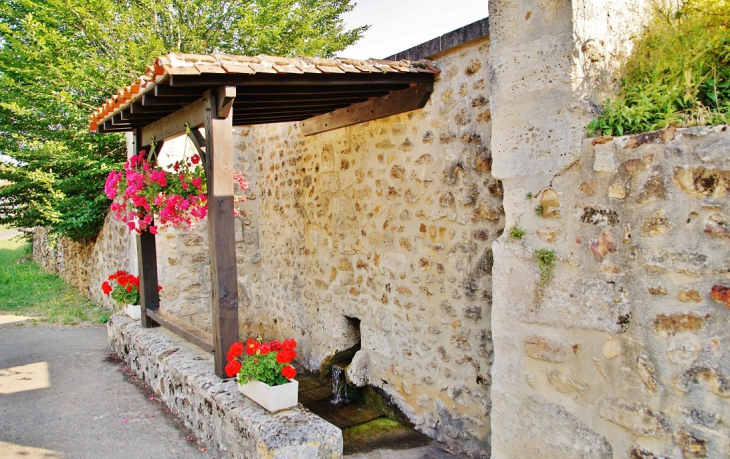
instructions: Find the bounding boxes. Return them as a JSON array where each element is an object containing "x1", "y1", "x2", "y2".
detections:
[
  {"x1": 33, "y1": 36, "x2": 496, "y2": 457},
  {"x1": 33, "y1": 210, "x2": 136, "y2": 312},
  {"x1": 489, "y1": 0, "x2": 730, "y2": 458},
  {"x1": 494, "y1": 126, "x2": 730, "y2": 458},
  {"x1": 107, "y1": 314, "x2": 343, "y2": 459},
  {"x1": 234, "y1": 37, "x2": 497, "y2": 457}
]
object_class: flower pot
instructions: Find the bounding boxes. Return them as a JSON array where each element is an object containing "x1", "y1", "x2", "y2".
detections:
[
  {"x1": 123, "y1": 304, "x2": 141, "y2": 320},
  {"x1": 238, "y1": 379, "x2": 298, "y2": 412}
]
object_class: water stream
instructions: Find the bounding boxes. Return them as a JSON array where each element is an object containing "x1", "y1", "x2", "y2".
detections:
[{"x1": 331, "y1": 365, "x2": 350, "y2": 405}]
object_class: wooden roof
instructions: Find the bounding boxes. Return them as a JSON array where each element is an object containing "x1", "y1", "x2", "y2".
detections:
[{"x1": 90, "y1": 53, "x2": 440, "y2": 134}]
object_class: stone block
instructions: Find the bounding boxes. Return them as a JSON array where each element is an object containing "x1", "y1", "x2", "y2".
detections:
[
  {"x1": 345, "y1": 350, "x2": 369, "y2": 388},
  {"x1": 107, "y1": 315, "x2": 342, "y2": 458},
  {"x1": 596, "y1": 396, "x2": 670, "y2": 436},
  {"x1": 492, "y1": 393, "x2": 612, "y2": 459},
  {"x1": 523, "y1": 335, "x2": 567, "y2": 362},
  {"x1": 516, "y1": 277, "x2": 631, "y2": 333}
]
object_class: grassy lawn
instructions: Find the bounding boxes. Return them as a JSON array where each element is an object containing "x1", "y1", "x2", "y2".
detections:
[{"x1": 0, "y1": 237, "x2": 110, "y2": 325}]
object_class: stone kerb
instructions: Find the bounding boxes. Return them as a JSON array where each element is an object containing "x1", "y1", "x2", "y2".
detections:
[{"x1": 107, "y1": 314, "x2": 342, "y2": 459}]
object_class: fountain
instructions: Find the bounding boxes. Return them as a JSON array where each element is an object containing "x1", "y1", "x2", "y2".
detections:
[{"x1": 331, "y1": 364, "x2": 350, "y2": 405}]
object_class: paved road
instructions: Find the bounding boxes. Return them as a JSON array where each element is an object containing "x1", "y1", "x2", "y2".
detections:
[{"x1": 0, "y1": 325, "x2": 210, "y2": 459}]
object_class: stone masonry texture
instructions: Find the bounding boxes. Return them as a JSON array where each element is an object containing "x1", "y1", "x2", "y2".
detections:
[
  {"x1": 107, "y1": 313, "x2": 343, "y2": 458},
  {"x1": 32, "y1": 1, "x2": 730, "y2": 457}
]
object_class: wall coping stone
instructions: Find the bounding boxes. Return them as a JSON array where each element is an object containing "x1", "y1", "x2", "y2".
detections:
[
  {"x1": 385, "y1": 17, "x2": 489, "y2": 61},
  {"x1": 107, "y1": 314, "x2": 342, "y2": 459}
]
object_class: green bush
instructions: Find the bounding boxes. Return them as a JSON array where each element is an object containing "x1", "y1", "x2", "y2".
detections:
[{"x1": 588, "y1": 0, "x2": 730, "y2": 136}]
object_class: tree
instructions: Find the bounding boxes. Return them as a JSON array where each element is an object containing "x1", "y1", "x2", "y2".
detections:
[{"x1": 0, "y1": 0, "x2": 366, "y2": 240}]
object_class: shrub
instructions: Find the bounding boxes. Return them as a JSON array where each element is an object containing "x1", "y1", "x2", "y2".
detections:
[{"x1": 588, "y1": 0, "x2": 730, "y2": 136}]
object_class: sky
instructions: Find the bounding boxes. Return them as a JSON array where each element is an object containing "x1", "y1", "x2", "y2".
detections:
[{"x1": 339, "y1": 0, "x2": 489, "y2": 60}]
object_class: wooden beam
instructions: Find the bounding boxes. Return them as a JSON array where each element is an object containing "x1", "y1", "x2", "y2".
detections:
[
  {"x1": 135, "y1": 130, "x2": 161, "y2": 329},
  {"x1": 234, "y1": 100, "x2": 361, "y2": 110},
  {"x1": 233, "y1": 83, "x2": 410, "y2": 95},
  {"x1": 140, "y1": 96, "x2": 206, "y2": 145},
  {"x1": 154, "y1": 84, "x2": 205, "y2": 97},
  {"x1": 234, "y1": 92, "x2": 387, "y2": 103},
  {"x1": 169, "y1": 73, "x2": 435, "y2": 87},
  {"x1": 146, "y1": 309, "x2": 213, "y2": 353},
  {"x1": 130, "y1": 103, "x2": 185, "y2": 114},
  {"x1": 204, "y1": 88, "x2": 239, "y2": 378},
  {"x1": 216, "y1": 86, "x2": 236, "y2": 118},
  {"x1": 235, "y1": 104, "x2": 349, "y2": 115},
  {"x1": 300, "y1": 83, "x2": 433, "y2": 136},
  {"x1": 142, "y1": 94, "x2": 200, "y2": 106}
]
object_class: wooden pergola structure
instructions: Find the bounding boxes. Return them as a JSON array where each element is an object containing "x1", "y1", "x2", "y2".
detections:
[{"x1": 90, "y1": 53, "x2": 439, "y2": 377}]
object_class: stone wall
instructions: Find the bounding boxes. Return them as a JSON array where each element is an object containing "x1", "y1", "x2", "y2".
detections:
[
  {"x1": 32, "y1": 2, "x2": 730, "y2": 456},
  {"x1": 489, "y1": 0, "x2": 730, "y2": 458},
  {"x1": 33, "y1": 210, "x2": 136, "y2": 312},
  {"x1": 158, "y1": 37, "x2": 497, "y2": 457},
  {"x1": 107, "y1": 314, "x2": 343, "y2": 459},
  {"x1": 493, "y1": 125, "x2": 730, "y2": 458}
]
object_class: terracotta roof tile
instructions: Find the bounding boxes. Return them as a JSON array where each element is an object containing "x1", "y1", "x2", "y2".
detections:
[{"x1": 90, "y1": 52, "x2": 439, "y2": 131}]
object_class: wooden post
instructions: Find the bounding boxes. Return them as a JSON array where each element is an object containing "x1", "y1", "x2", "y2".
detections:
[
  {"x1": 134, "y1": 129, "x2": 160, "y2": 328},
  {"x1": 203, "y1": 87, "x2": 239, "y2": 377}
]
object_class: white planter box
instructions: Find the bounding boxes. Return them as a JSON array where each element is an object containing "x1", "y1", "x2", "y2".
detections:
[
  {"x1": 238, "y1": 379, "x2": 298, "y2": 412},
  {"x1": 123, "y1": 304, "x2": 141, "y2": 320}
]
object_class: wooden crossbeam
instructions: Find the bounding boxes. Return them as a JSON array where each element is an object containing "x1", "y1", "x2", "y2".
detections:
[
  {"x1": 146, "y1": 309, "x2": 213, "y2": 352},
  {"x1": 142, "y1": 94, "x2": 200, "y2": 106},
  {"x1": 169, "y1": 73, "x2": 435, "y2": 87},
  {"x1": 233, "y1": 91, "x2": 388, "y2": 103},
  {"x1": 140, "y1": 96, "x2": 206, "y2": 145},
  {"x1": 233, "y1": 83, "x2": 410, "y2": 95},
  {"x1": 300, "y1": 83, "x2": 433, "y2": 136}
]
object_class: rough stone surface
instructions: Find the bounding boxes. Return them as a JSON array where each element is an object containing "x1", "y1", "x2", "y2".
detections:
[
  {"x1": 345, "y1": 350, "x2": 370, "y2": 388},
  {"x1": 107, "y1": 314, "x2": 343, "y2": 459}
]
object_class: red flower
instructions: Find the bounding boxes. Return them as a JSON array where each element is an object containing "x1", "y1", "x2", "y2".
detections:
[
  {"x1": 126, "y1": 285, "x2": 132, "y2": 292},
  {"x1": 158, "y1": 286, "x2": 163, "y2": 291},
  {"x1": 281, "y1": 365, "x2": 296, "y2": 379},
  {"x1": 245, "y1": 338, "x2": 258, "y2": 355},
  {"x1": 275, "y1": 350, "x2": 294, "y2": 364},
  {"x1": 282, "y1": 338, "x2": 297, "y2": 350},
  {"x1": 191, "y1": 154, "x2": 200, "y2": 164},
  {"x1": 229, "y1": 342, "x2": 243, "y2": 358},
  {"x1": 101, "y1": 281, "x2": 112, "y2": 295},
  {"x1": 225, "y1": 360, "x2": 241, "y2": 377}
]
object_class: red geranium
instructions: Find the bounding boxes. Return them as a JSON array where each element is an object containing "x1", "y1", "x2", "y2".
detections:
[
  {"x1": 281, "y1": 365, "x2": 296, "y2": 379},
  {"x1": 225, "y1": 360, "x2": 242, "y2": 378},
  {"x1": 101, "y1": 270, "x2": 161, "y2": 308},
  {"x1": 226, "y1": 337, "x2": 297, "y2": 387}
]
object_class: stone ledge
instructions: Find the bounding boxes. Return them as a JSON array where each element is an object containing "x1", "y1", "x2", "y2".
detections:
[{"x1": 107, "y1": 314, "x2": 342, "y2": 459}]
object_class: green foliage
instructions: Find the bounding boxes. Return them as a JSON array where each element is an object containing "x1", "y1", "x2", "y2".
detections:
[
  {"x1": 534, "y1": 205, "x2": 543, "y2": 216},
  {"x1": 238, "y1": 352, "x2": 289, "y2": 386},
  {"x1": 508, "y1": 225, "x2": 526, "y2": 240},
  {"x1": 588, "y1": 0, "x2": 730, "y2": 136},
  {"x1": 526, "y1": 192, "x2": 534, "y2": 199},
  {"x1": 0, "y1": 238, "x2": 108, "y2": 325},
  {"x1": 0, "y1": 0, "x2": 366, "y2": 240},
  {"x1": 534, "y1": 248, "x2": 556, "y2": 301}
]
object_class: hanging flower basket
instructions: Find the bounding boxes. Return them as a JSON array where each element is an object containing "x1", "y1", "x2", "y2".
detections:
[
  {"x1": 104, "y1": 136, "x2": 249, "y2": 234},
  {"x1": 226, "y1": 338, "x2": 299, "y2": 412}
]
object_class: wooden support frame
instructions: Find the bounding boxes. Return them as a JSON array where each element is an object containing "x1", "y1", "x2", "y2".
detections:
[
  {"x1": 300, "y1": 83, "x2": 433, "y2": 136},
  {"x1": 133, "y1": 86, "x2": 239, "y2": 378},
  {"x1": 203, "y1": 87, "x2": 240, "y2": 377}
]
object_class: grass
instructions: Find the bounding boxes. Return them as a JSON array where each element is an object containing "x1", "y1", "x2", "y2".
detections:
[{"x1": 0, "y1": 237, "x2": 110, "y2": 326}]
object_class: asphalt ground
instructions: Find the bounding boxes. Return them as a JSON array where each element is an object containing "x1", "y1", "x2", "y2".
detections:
[{"x1": 0, "y1": 325, "x2": 211, "y2": 459}]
